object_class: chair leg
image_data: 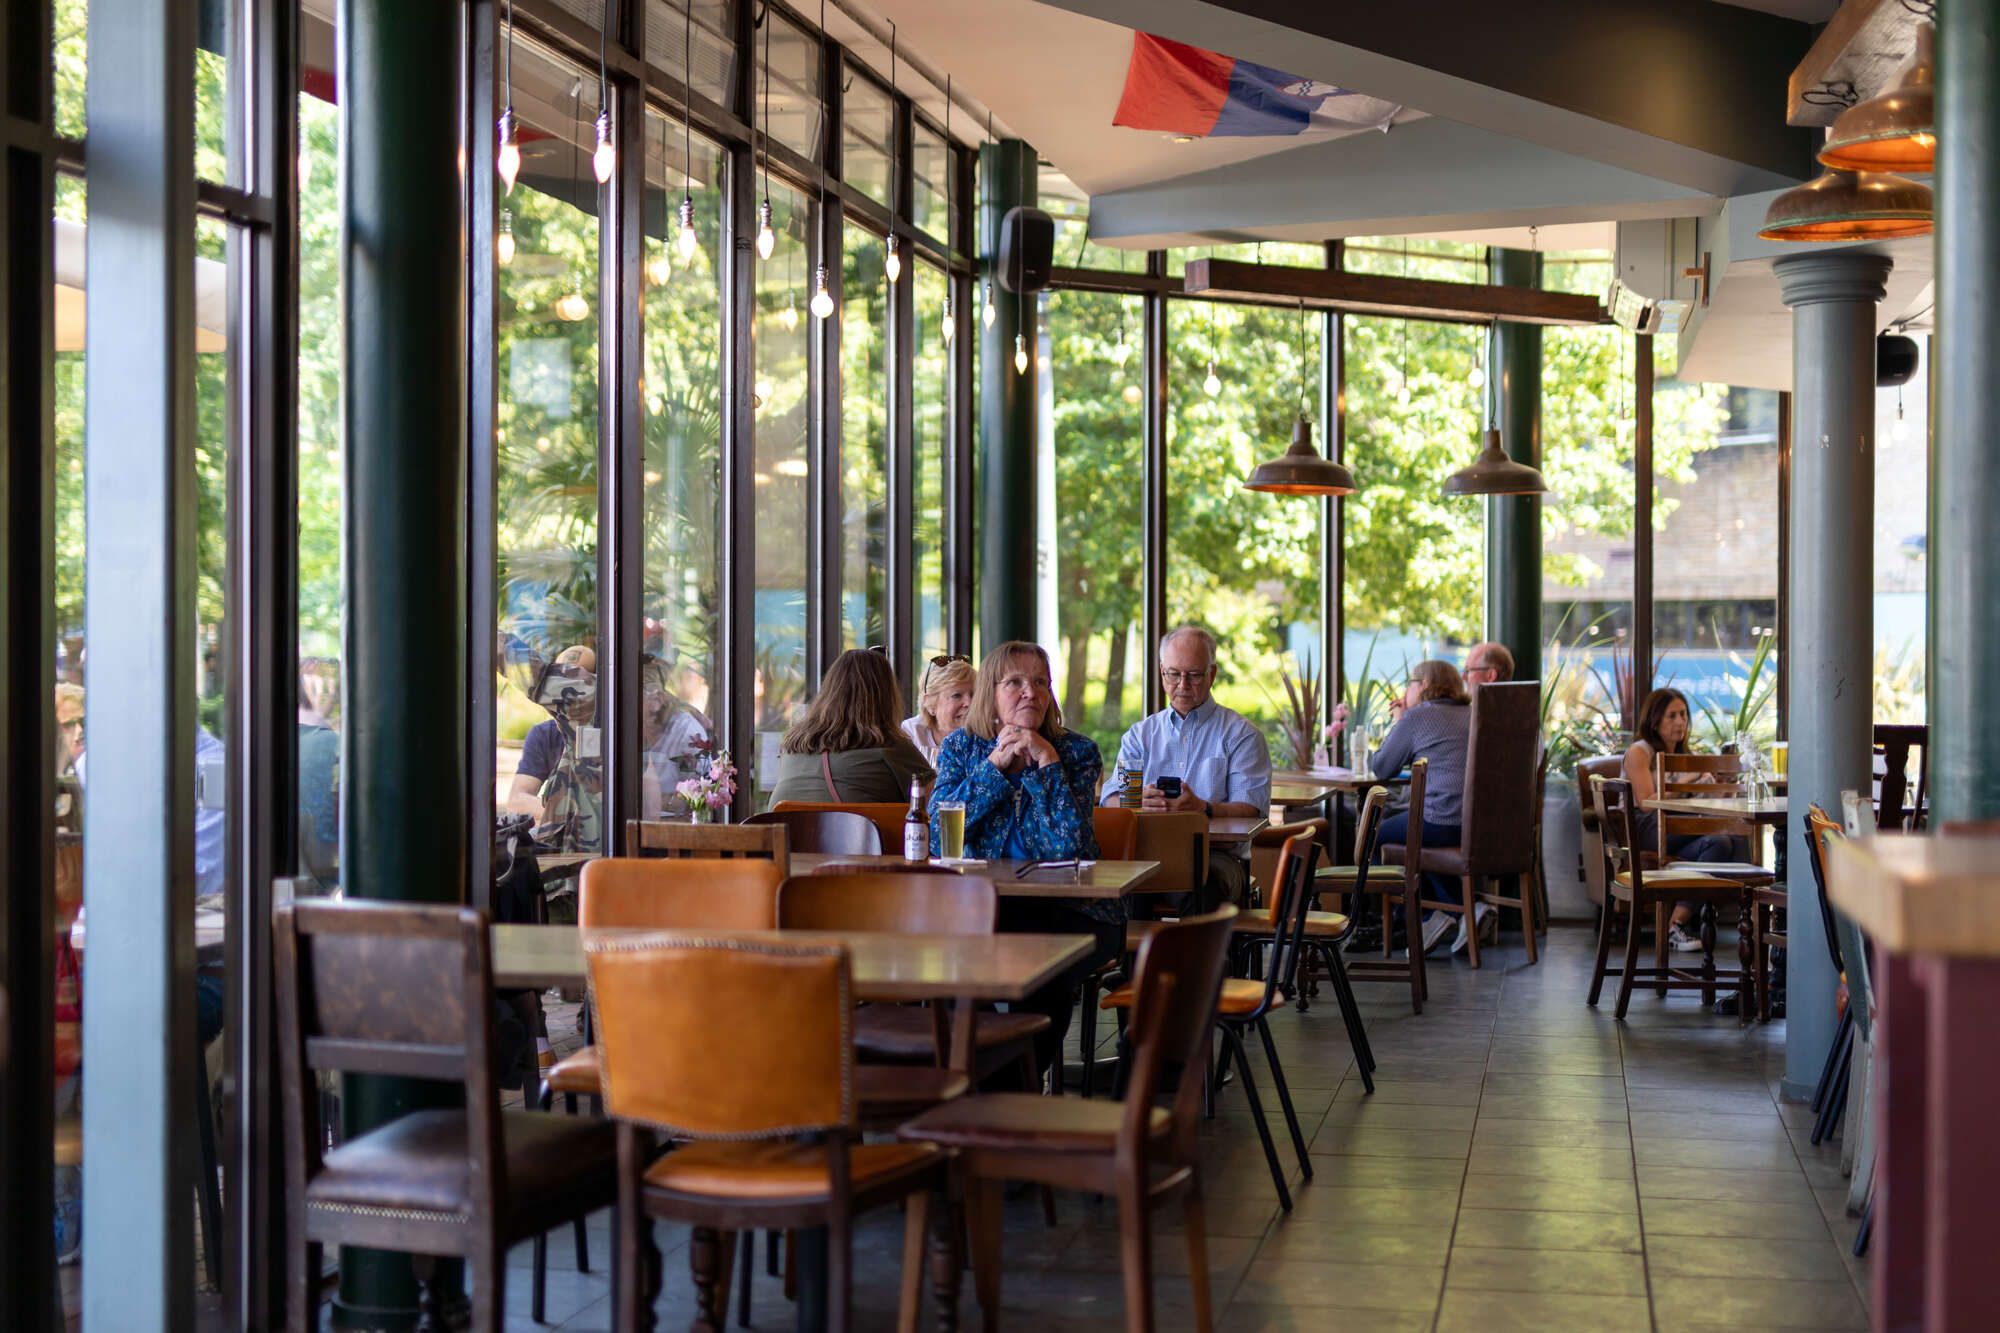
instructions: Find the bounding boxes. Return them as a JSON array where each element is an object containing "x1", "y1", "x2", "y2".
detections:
[
  {"x1": 1812, "y1": 1009, "x2": 1854, "y2": 1113},
  {"x1": 736, "y1": 1224, "x2": 753, "y2": 1327},
  {"x1": 575, "y1": 1214, "x2": 591, "y2": 1273},
  {"x1": 968, "y1": 1176, "x2": 1003, "y2": 1332},
  {"x1": 691, "y1": 1226, "x2": 728, "y2": 1331},
  {"x1": 1181, "y1": 1182, "x2": 1214, "y2": 1333},
  {"x1": 531, "y1": 1232, "x2": 548, "y2": 1323},
  {"x1": 1322, "y1": 943, "x2": 1374, "y2": 1083},
  {"x1": 1115, "y1": 1175, "x2": 1155, "y2": 1333},
  {"x1": 898, "y1": 1190, "x2": 929, "y2": 1333},
  {"x1": 1654, "y1": 901, "x2": 1670, "y2": 998},
  {"x1": 1615, "y1": 895, "x2": 1647, "y2": 1020},
  {"x1": 1461, "y1": 877, "x2": 1481, "y2": 968},
  {"x1": 1517, "y1": 871, "x2": 1539, "y2": 965},
  {"x1": 1853, "y1": 1190, "x2": 1874, "y2": 1257},
  {"x1": 1223, "y1": 1025, "x2": 1292, "y2": 1212},
  {"x1": 1255, "y1": 1017, "x2": 1313, "y2": 1181},
  {"x1": 1405, "y1": 891, "x2": 1428, "y2": 1013},
  {"x1": 828, "y1": 1205, "x2": 852, "y2": 1333},
  {"x1": 1813, "y1": 1034, "x2": 1855, "y2": 1145},
  {"x1": 1587, "y1": 894, "x2": 1620, "y2": 1006},
  {"x1": 1080, "y1": 978, "x2": 1098, "y2": 1099},
  {"x1": 471, "y1": 1240, "x2": 506, "y2": 1333}
]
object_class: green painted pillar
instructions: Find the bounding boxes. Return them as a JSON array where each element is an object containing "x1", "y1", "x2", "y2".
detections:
[
  {"x1": 1934, "y1": 1, "x2": 2000, "y2": 821},
  {"x1": 1485, "y1": 248, "x2": 1543, "y2": 676},
  {"x1": 978, "y1": 138, "x2": 1037, "y2": 649},
  {"x1": 335, "y1": 0, "x2": 468, "y2": 1324}
]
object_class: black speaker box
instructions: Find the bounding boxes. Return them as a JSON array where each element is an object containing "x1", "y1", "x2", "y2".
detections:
[{"x1": 996, "y1": 206, "x2": 1054, "y2": 293}]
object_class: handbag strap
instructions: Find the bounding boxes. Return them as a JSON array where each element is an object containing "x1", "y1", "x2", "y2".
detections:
[{"x1": 820, "y1": 751, "x2": 844, "y2": 803}]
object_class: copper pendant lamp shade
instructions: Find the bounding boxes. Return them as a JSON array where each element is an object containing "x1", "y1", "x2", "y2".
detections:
[
  {"x1": 1757, "y1": 162, "x2": 1933, "y2": 242},
  {"x1": 1820, "y1": 22, "x2": 1935, "y2": 174},
  {"x1": 1245, "y1": 414, "x2": 1356, "y2": 496},
  {"x1": 1443, "y1": 428, "x2": 1549, "y2": 497}
]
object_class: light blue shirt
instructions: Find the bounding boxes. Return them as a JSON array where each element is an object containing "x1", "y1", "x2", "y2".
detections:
[{"x1": 1101, "y1": 700, "x2": 1272, "y2": 855}]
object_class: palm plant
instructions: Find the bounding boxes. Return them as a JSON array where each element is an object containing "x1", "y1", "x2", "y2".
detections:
[{"x1": 1274, "y1": 653, "x2": 1322, "y2": 770}]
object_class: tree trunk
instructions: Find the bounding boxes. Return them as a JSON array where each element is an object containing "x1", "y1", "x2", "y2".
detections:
[
  {"x1": 1101, "y1": 625, "x2": 1129, "y2": 731},
  {"x1": 1062, "y1": 627, "x2": 1090, "y2": 725}
]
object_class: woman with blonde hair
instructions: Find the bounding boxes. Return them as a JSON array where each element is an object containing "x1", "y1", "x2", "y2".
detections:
[
  {"x1": 767, "y1": 648, "x2": 934, "y2": 806},
  {"x1": 901, "y1": 653, "x2": 976, "y2": 766}
]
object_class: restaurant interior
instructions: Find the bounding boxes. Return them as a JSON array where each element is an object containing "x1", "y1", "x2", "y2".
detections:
[{"x1": 6, "y1": 0, "x2": 1996, "y2": 1328}]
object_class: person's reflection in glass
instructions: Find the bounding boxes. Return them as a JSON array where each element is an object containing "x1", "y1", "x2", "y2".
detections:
[
  {"x1": 640, "y1": 653, "x2": 714, "y2": 818},
  {"x1": 509, "y1": 644, "x2": 603, "y2": 851},
  {"x1": 298, "y1": 659, "x2": 341, "y2": 892}
]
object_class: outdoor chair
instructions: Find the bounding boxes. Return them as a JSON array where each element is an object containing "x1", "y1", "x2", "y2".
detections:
[
  {"x1": 901, "y1": 909, "x2": 1237, "y2": 1333},
  {"x1": 274, "y1": 898, "x2": 617, "y2": 1332}
]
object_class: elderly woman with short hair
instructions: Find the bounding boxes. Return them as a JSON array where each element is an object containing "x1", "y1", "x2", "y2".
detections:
[{"x1": 901, "y1": 653, "x2": 977, "y2": 767}]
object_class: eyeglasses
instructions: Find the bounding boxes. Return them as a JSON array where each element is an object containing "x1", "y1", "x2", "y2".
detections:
[
  {"x1": 1160, "y1": 668, "x2": 1211, "y2": 684},
  {"x1": 929, "y1": 653, "x2": 971, "y2": 667}
]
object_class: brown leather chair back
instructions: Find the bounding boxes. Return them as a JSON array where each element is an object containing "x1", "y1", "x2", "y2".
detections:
[
  {"x1": 1252, "y1": 817, "x2": 1328, "y2": 904},
  {"x1": 776, "y1": 873, "x2": 997, "y2": 936},
  {"x1": 273, "y1": 898, "x2": 502, "y2": 1215},
  {"x1": 1461, "y1": 681, "x2": 1541, "y2": 873},
  {"x1": 1093, "y1": 805, "x2": 1139, "y2": 860},
  {"x1": 771, "y1": 801, "x2": 908, "y2": 850},
  {"x1": 578, "y1": 856, "x2": 781, "y2": 930},
  {"x1": 1119, "y1": 907, "x2": 1237, "y2": 1161},
  {"x1": 1133, "y1": 811, "x2": 1208, "y2": 895},
  {"x1": 745, "y1": 809, "x2": 883, "y2": 855},
  {"x1": 1654, "y1": 752, "x2": 1755, "y2": 850},
  {"x1": 586, "y1": 937, "x2": 852, "y2": 1136},
  {"x1": 625, "y1": 818, "x2": 788, "y2": 866}
]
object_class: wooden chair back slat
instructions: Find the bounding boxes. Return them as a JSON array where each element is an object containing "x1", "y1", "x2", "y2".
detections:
[
  {"x1": 1654, "y1": 752, "x2": 1757, "y2": 846},
  {"x1": 579, "y1": 856, "x2": 782, "y2": 930},
  {"x1": 1133, "y1": 812, "x2": 1208, "y2": 896},
  {"x1": 625, "y1": 818, "x2": 788, "y2": 865}
]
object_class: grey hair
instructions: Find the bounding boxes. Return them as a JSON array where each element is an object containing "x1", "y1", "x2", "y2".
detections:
[{"x1": 1159, "y1": 624, "x2": 1219, "y2": 668}]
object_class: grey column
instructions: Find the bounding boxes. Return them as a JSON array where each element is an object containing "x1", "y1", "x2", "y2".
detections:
[
  {"x1": 978, "y1": 139, "x2": 1037, "y2": 649},
  {"x1": 1774, "y1": 252, "x2": 1888, "y2": 1099},
  {"x1": 1933, "y1": 0, "x2": 2000, "y2": 821}
]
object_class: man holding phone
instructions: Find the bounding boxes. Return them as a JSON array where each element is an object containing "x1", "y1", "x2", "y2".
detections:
[{"x1": 1101, "y1": 624, "x2": 1272, "y2": 907}]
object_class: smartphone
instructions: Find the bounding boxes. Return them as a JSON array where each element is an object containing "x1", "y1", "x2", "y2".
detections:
[{"x1": 1156, "y1": 775, "x2": 1182, "y2": 800}]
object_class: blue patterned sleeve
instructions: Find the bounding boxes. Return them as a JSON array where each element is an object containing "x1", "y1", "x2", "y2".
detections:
[
  {"x1": 928, "y1": 730, "x2": 1013, "y2": 853},
  {"x1": 1017, "y1": 732, "x2": 1102, "y2": 858}
]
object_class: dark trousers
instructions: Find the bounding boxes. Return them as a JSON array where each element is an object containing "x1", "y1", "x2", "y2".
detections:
[
  {"x1": 1376, "y1": 811, "x2": 1464, "y2": 914},
  {"x1": 998, "y1": 899, "x2": 1124, "y2": 1075}
]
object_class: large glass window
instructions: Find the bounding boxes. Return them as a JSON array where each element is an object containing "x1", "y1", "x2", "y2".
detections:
[
  {"x1": 1874, "y1": 335, "x2": 1928, "y2": 724},
  {"x1": 761, "y1": 11, "x2": 824, "y2": 160},
  {"x1": 1165, "y1": 299, "x2": 1323, "y2": 762},
  {"x1": 841, "y1": 68, "x2": 893, "y2": 209},
  {"x1": 641, "y1": 110, "x2": 725, "y2": 816},
  {"x1": 1040, "y1": 289, "x2": 1145, "y2": 756},
  {"x1": 913, "y1": 261, "x2": 950, "y2": 657},
  {"x1": 494, "y1": 43, "x2": 604, "y2": 852},
  {"x1": 642, "y1": 0, "x2": 738, "y2": 107},
  {"x1": 1039, "y1": 165, "x2": 1147, "y2": 275},
  {"x1": 752, "y1": 179, "x2": 811, "y2": 800},
  {"x1": 911, "y1": 120, "x2": 952, "y2": 243},
  {"x1": 840, "y1": 223, "x2": 888, "y2": 648}
]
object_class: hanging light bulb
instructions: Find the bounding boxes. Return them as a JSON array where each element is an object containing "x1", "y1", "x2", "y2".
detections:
[
  {"x1": 1398, "y1": 377, "x2": 1412, "y2": 406},
  {"x1": 885, "y1": 233, "x2": 902, "y2": 284},
  {"x1": 496, "y1": 107, "x2": 522, "y2": 193},
  {"x1": 755, "y1": 198, "x2": 776, "y2": 260},
  {"x1": 1203, "y1": 361, "x2": 1221, "y2": 396},
  {"x1": 1891, "y1": 385, "x2": 1910, "y2": 442},
  {"x1": 497, "y1": 209, "x2": 516, "y2": 266},
  {"x1": 646, "y1": 247, "x2": 671, "y2": 287},
  {"x1": 556, "y1": 273, "x2": 589, "y2": 322},
  {"x1": 676, "y1": 195, "x2": 699, "y2": 261},
  {"x1": 1014, "y1": 334, "x2": 1028, "y2": 374},
  {"x1": 810, "y1": 263, "x2": 834, "y2": 319},
  {"x1": 941, "y1": 292, "x2": 956, "y2": 345},
  {"x1": 779, "y1": 294, "x2": 799, "y2": 331},
  {"x1": 592, "y1": 109, "x2": 615, "y2": 184},
  {"x1": 981, "y1": 281, "x2": 996, "y2": 330},
  {"x1": 1468, "y1": 362, "x2": 1485, "y2": 390},
  {"x1": 1113, "y1": 327, "x2": 1131, "y2": 366}
]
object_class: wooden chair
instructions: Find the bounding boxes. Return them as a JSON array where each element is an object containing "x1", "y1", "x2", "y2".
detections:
[
  {"x1": 1093, "y1": 805, "x2": 1139, "y2": 860},
  {"x1": 900, "y1": 909, "x2": 1237, "y2": 1333},
  {"x1": 1653, "y1": 752, "x2": 1762, "y2": 866},
  {"x1": 1105, "y1": 830, "x2": 1321, "y2": 1211},
  {"x1": 1341, "y1": 761, "x2": 1431, "y2": 1013},
  {"x1": 1802, "y1": 804, "x2": 1865, "y2": 1142},
  {"x1": 625, "y1": 817, "x2": 788, "y2": 865},
  {"x1": 746, "y1": 809, "x2": 883, "y2": 855},
  {"x1": 587, "y1": 936, "x2": 950, "y2": 1333},
  {"x1": 1233, "y1": 821, "x2": 1374, "y2": 1093},
  {"x1": 1587, "y1": 779, "x2": 1754, "y2": 1019},
  {"x1": 773, "y1": 800, "x2": 909, "y2": 851},
  {"x1": 274, "y1": 898, "x2": 618, "y2": 1332},
  {"x1": 1381, "y1": 681, "x2": 1543, "y2": 967},
  {"x1": 1251, "y1": 816, "x2": 1327, "y2": 910},
  {"x1": 1874, "y1": 723, "x2": 1928, "y2": 831},
  {"x1": 1575, "y1": 755, "x2": 1625, "y2": 913}
]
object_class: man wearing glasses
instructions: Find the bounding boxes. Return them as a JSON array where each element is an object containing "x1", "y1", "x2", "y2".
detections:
[
  {"x1": 1464, "y1": 641, "x2": 1514, "y2": 686},
  {"x1": 1101, "y1": 624, "x2": 1272, "y2": 909}
]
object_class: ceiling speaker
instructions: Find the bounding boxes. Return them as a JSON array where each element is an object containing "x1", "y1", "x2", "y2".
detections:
[{"x1": 996, "y1": 206, "x2": 1054, "y2": 294}]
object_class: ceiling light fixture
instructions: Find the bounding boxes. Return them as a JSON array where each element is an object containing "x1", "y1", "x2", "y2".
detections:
[
  {"x1": 885, "y1": 23, "x2": 902, "y2": 285},
  {"x1": 1246, "y1": 300, "x2": 1356, "y2": 496},
  {"x1": 496, "y1": 0, "x2": 521, "y2": 192},
  {"x1": 1444, "y1": 324, "x2": 1549, "y2": 497},
  {"x1": 940, "y1": 74, "x2": 956, "y2": 347},
  {"x1": 497, "y1": 209, "x2": 515, "y2": 266},
  {"x1": 1822, "y1": 20, "x2": 1935, "y2": 173},
  {"x1": 676, "y1": 0, "x2": 700, "y2": 261},
  {"x1": 1760, "y1": 131, "x2": 1932, "y2": 242},
  {"x1": 756, "y1": 0, "x2": 775, "y2": 260},
  {"x1": 811, "y1": 0, "x2": 833, "y2": 319},
  {"x1": 591, "y1": 3, "x2": 615, "y2": 183}
]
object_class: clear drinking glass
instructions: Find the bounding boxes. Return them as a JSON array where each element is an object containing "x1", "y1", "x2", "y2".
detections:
[
  {"x1": 937, "y1": 800, "x2": 966, "y2": 860},
  {"x1": 1348, "y1": 726, "x2": 1371, "y2": 777}
]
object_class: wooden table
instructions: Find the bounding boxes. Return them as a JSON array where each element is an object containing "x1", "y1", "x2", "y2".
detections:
[
  {"x1": 788, "y1": 853, "x2": 1160, "y2": 899},
  {"x1": 535, "y1": 850, "x2": 599, "y2": 882},
  {"x1": 1272, "y1": 766, "x2": 1409, "y2": 806},
  {"x1": 1642, "y1": 794, "x2": 1789, "y2": 825},
  {"x1": 1205, "y1": 815, "x2": 1269, "y2": 847}
]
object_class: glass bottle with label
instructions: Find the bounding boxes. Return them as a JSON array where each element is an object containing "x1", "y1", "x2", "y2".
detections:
[{"x1": 904, "y1": 776, "x2": 930, "y2": 862}]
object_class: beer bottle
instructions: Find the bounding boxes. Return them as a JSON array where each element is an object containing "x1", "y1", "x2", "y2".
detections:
[{"x1": 903, "y1": 776, "x2": 929, "y2": 862}]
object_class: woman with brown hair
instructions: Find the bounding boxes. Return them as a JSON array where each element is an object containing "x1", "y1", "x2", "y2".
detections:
[
  {"x1": 1367, "y1": 659, "x2": 1477, "y2": 955},
  {"x1": 1623, "y1": 686, "x2": 1746, "y2": 952},
  {"x1": 766, "y1": 648, "x2": 934, "y2": 806}
]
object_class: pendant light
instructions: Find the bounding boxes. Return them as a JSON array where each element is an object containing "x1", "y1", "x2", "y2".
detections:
[
  {"x1": 1444, "y1": 324, "x2": 1548, "y2": 497},
  {"x1": 884, "y1": 23, "x2": 902, "y2": 284},
  {"x1": 1245, "y1": 301, "x2": 1355, "y2": 496},
  {"x1": 1203, "y1": 301, "x2": 1221, "y2": 395},
  {"x1": 755, "y1": 4, "x2": 776, "y2": 259},
  {"x1": 557, "y1": 272, "x2": 590, "y2": 322},
  {"x1": 809, "y1": 0, "x2": 834, "y2": 320},
  {"x1": 940, "y1": 76, "x2": 956, "y2": 345},
  {"x1": 1821, "y1": 20, "x2": 1935, "y2": 174},
  {"x1": 591, "y1": 4, "x2": 615, "y2": 184},
  {"x1": 1760, "y1": 131, "x2": 1932, "y2": 242},
  {"x1": 1466, "y1": 329, "x2": 1485, "y2": 389},
  {"x1": 1013, "y1": 290, "x2": 1029, "y2": 373},
  {"x1": 780, "y1": 249, "x2": 800, "y2": 329},
  {"x1": 675, "y1": 0, "x2": 700, "y2": 260},
  {"x1": 497, "y1": 0, "x2": 522, "y2": 192},
  {"x1": 497, "y1": 209, "x2": 516, "y2": 266},
  {"x1": 981, "y1": 280, "x2": 996, "y2": 329}
]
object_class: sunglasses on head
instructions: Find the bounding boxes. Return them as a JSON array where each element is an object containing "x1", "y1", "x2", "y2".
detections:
[{"x1": 929, "y1": 653, "x2": 971, "y2": 667}]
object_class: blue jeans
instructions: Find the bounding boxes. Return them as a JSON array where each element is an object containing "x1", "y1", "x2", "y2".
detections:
[{"x1": 1376, "y1": 811, "x2": 1464, "y2": 915}]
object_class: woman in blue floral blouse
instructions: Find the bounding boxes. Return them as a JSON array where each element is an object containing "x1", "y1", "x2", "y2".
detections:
[{"x1": 930, "y1": 641, "x2": 1116, "y2": 1075}]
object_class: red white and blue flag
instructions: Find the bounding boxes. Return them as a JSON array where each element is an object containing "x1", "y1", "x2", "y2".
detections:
[{"x1": 1113, "y1": 33, "x2": 1402, "y2": 139}]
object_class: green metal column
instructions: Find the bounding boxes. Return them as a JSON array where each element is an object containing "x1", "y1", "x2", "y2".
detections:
[
  {"x1": 335, "y1": 0, "x2": 468, "y2": 1325},
  {"x1": 1485, "y1": 248, "x2": 1543, "y2": 677},
  {"x1": 1934, "y1": 1, "x2": 2000, "y2": 821},
  {"x1": 978, "y1": 138, "x2": 1037, "y2": 649}
]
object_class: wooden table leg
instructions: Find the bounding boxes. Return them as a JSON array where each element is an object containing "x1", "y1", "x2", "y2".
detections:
[{"x1": 1738, "y1": 889, "x2": 1755, "y2": 1026}]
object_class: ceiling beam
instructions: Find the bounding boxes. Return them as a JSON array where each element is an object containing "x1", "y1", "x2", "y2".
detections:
[
  {"x1": 1787, "y1": 0, "x2": 1923, "y2": 127},
  {"x1": 1182, "y1": 258, "x2": 1609, "y2": 327}
]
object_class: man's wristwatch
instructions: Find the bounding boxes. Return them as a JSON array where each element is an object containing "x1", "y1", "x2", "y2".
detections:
[{"x1": 1202, "y1": 799, "x2": 1213, "y2": 819}]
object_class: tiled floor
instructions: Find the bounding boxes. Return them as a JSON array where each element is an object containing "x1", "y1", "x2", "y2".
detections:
[{"x1": 497, "y1": 923, "x2": 1872, "y2": 1331}]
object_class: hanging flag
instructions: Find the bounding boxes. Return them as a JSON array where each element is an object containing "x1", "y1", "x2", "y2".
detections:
[{"x1": 1113, "y1": 33, "x2": 1402, "y2": 139}]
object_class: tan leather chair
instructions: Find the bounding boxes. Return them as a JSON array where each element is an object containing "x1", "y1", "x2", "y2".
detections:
[
  {"x1": 902, "y1": 910, "x2": 1237, "y2": 1333},
  {"x1": 1249, "y1": 817, "x2": 1326, "y2": 908},
  {"x1": 1093, "y1": 805, "x2": 1139, "y2": 860},
  {"x1": 625, "y1": 817, "x2": 788, "y2": 865},
  {"x1": 1132, "y1": 811, "x2": 1209, "y2": 902},
  {"x1": 587, "y1": 937, "x2": 949, "y2": 1331}
]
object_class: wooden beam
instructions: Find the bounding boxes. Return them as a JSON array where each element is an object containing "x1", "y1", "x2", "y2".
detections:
[
  {"x1": 1788, "y1": 0, "x2": 1922, "y2": 128},
  {"x1": 1181, "y1": 258, "x2": 1608, "y2": 327}
]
